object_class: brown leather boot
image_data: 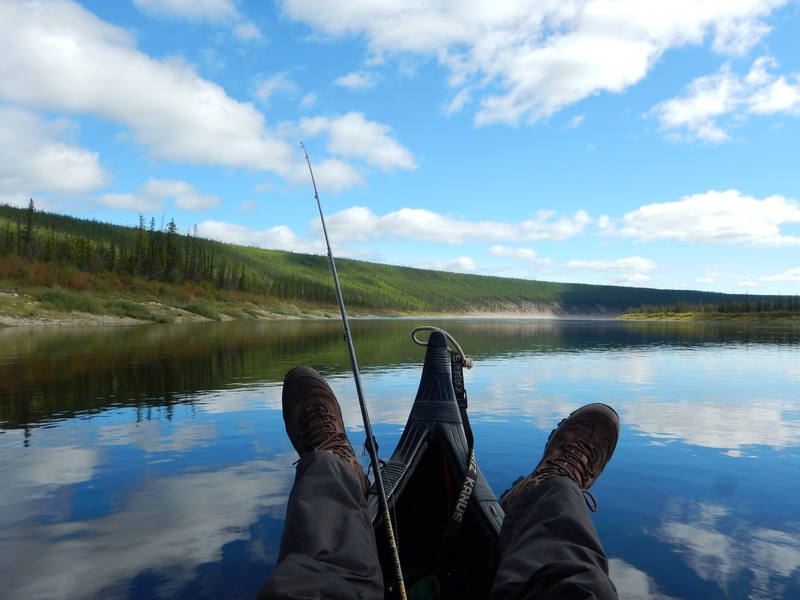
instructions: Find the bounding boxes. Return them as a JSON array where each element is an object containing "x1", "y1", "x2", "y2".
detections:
[
  {"x1": 282, "y1": 366, "x2": 370, "y2": 495},
  {"x1": 500, "y1": 403, "x2": 619, "y2": 512}
]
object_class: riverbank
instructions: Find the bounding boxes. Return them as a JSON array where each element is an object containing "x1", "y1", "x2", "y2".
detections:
[
  {"x1": 0, "y1": 286, "x2": 595, "y2": 328},
  {"x1": 0, "y1": 288, "x2": 345, "y2": 328},
  {"x1": 3, "y1": 287, "x2": 799, "y2": 328},
  {"x1": 617, "y1": 310, "x2": 800, "y2": 324}
]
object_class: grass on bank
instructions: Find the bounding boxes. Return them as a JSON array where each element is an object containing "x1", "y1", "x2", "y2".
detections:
[
  {"x1": 618, "y1": 311, "x2": 800, "y2": 323},
  {"x1": 0, "y1": 261, "x2": 352, "y2": 325}
]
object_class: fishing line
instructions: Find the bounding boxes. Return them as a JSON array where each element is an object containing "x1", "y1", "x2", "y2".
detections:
[{"x1": 301, "y1": 142, "x2": 408, "y2": 600}]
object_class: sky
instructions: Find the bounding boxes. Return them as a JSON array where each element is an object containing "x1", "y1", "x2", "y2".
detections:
[{"x1": 1, "y1": 0, "x2": 800, "y2": 295}]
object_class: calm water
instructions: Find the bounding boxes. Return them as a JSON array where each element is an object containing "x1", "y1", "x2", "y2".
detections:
[{"x1": 1, "y1": 318, "x2": 799, "y2": 600}]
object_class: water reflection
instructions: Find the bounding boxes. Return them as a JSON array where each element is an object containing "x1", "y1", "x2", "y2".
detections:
[
  {"x1": 656, "y1": 498, "x2": 800, "y2": 599},
  {"x1": 2, "y1": 460, "x2": 292, "y2": 599},
  {"x1": 625, "y1": 398, "x2": 800, "y2": 452},
  {"x1": 0, "y1": 399, "x2": 295, "y2": 600},
  {"x1": 608, "y1": 559, "x2": 681, "y2": 600},
  {"x1": 1, "y1": 319, "x2": 799, "y2": 599}
]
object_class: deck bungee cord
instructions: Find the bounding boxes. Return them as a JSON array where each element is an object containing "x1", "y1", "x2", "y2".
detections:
[{"x1": 301, "y1": 143, "x2": 408, "y2": 600}]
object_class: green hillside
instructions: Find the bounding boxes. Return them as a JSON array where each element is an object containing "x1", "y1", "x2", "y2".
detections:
[{"x1": 0, "y1": 201, "x2": 795, "y2": 323}]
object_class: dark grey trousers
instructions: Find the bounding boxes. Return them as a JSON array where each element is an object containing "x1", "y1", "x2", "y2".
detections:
[{"x1": 257, "y1": 451, "x2": 617, "y2": 599}]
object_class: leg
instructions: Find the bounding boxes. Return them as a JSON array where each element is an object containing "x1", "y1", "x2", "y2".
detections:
[
  {"x1": 256, "y1": 451, "x2": 383, "y2": 600},
  {"x1": 491, "y1": 404, "x2": 620, "y2": 600},
  {"x1": 256, "y1": 367, "x2": 383, "y2": 600},
  {"x1": 491, "y1": 477, "x2": 616, "y2": 599}
]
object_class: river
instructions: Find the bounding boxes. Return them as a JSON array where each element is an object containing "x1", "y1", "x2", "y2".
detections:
[{"x1": 1, "y1": 318, "x2": 799, "y2": 599}]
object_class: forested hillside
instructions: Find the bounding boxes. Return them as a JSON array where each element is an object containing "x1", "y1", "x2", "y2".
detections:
[{"x1": 0, "y1": 201, "x2": 794, "y2": 319}]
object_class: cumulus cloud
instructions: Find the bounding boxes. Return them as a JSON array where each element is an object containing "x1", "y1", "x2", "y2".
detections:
[
  {"x1": 320, "y1": 206, "x2": 591, "y2": 244},
  {"x1": 563, "y1": 256, "x2": 658, "y2": 273},
  {"x1": 0, "y1": 2, "x2": 291, "y2": 171},
  {"x1": 651, "y1": 57, "x2": 800, "y2": 141},
  {"x1": 197, "y1": 220, "x2": 326, "y2": 253},
  {"x1": 282, "y1": 0, "x2": 788, "y2": 125},
  {"x1": 0, "y1": 2, "x2": 410, "y2": 197},
  {"x1": 760, "y1": 267, "x2": 800, "y2": 282},
  {"x1": 411, "y1": 256, "x2": 478, "y2": 273},
  {"x1": 193, "y1": 206, "x2": 589, "y2": 254},
  {"x1": 557, "y1": 256, "x2": 658, "y2": 286},
  {"x1": 98, "y1": 179, "x2": 221, "y2": 212},
  {"x1": 600, "y1": 190, "x2": 800, "y2": 246},
  {"x1": 334, "y1": 71, "x2": 378, "y2": 90},
  {"x1": 297, "y1": 112, "x2": 418, "y2": 172},
  {"x1": 489, "y1": 246, "x2": 553, "y2": 266},
  {"x1": 0, "y1": 104, "x2": 109, "y2": 196}
]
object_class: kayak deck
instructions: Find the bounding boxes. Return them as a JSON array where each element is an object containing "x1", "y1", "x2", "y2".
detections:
[{"x1": 368, "y1": 330, "x2": 503, "y2": 598}]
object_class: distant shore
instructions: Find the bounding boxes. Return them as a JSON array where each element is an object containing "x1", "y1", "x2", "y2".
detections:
[{"x1": 3, "y1": 289, "x2": 798, "y2": 329}]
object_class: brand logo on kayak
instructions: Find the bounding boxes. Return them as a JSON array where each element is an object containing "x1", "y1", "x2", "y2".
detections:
[{"x1": 453, "y1": 453, "x2": 478, "y2": 522}]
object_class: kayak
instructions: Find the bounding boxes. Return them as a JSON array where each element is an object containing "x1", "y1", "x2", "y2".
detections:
[{"x1": 367, "y1": 328, "x2": 503, "y2": 599}]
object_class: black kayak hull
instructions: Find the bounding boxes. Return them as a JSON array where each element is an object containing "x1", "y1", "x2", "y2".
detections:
[{"x1": 368, "y1": 330, "x2": 503, "y2": 599}]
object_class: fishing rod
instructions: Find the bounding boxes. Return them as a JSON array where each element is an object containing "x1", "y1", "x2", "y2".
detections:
[{"x1": 301, "y1": 143, "x2": 408, "y2": 600}]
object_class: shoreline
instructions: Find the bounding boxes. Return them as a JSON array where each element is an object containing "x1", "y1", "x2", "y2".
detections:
[
  {"x1": 4, "y1": 308, "x2": 799, "y2": 329},
  {"x1": 3, "y1": 291, "x2": 798, "y2": 329},
  {"x1": 0, "y1": 310, "x2": 617, "y2": 329}
]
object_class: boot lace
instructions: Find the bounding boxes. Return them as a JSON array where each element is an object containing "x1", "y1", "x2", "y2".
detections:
[
  {"x1": 299, "y1": 404, "x2": 354, "y2": 460},
  {"x1": 535, "y1": 438, "x2": 599, "y2": 511}
]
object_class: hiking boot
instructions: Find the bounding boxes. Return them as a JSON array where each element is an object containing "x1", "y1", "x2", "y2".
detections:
[
  {"x1": 282, "y1": 366, "x2": 370, "y2": 496},
  {"x1": 500, "y1": 403, "x2": 619, "y2": 512}
]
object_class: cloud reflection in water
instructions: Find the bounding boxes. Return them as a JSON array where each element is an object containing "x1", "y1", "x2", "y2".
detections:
[{"x1": 655, "y1": 498, "x2": 800, "y2": 598}]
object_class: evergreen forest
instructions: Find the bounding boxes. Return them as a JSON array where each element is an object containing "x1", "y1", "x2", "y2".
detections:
[{"x1": 1, "y1": 201, "x2": 797, "y2": 322}]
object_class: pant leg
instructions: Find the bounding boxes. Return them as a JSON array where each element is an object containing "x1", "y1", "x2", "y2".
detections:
[
  {"x1": 490, "y1": 476, "x2": 617, "y2": 600},
  {"x1": 256, "y1": 451, "x2": 384, "y2": 600}
]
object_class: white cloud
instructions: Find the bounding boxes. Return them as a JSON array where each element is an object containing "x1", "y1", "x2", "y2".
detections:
[
  {"x1": 563, "y1": 256, "x2": 658, "y2": 272},
  {"x1": 197, "y1": 220, "x2": 325, "y2": 253},
  {"x1": 282, "y1": 0, "x2": 788, "y2": 125},
  {"x1": 0, "y1": 1, "x2": 295, "y2": 176},
  {"x1": 134, "y1": 0, "x2": 263, "y2": 40},
  {"x1": 558, "y1": 256, "x2": 658, "y2": 286},
  {"x1": 760, "y1": 267, "x2": 800, "y2": 283},
  {"x1": 601, "y1": 189, "x2": 800, "y2": 246},
  {"x1": 253, "y1": 73, "x2": 298, "y2": 105},
  {"x1": 298, "y1": 112, "x2": 418, "y2": 172},
  {"x1": 411, "y1": 256, "x2": 479, "y2": 274},
  {"x1": 567, "y1": 114, "x2": 585, "y2": 128},
  {"x1": 0, "y1": 105, "x2": 109, "y2": 196},
  {"x1": 0, "y1": 1, "x2": 412, "y2": 197},
  {"x1": 651, "y1": 57, "x2": 800, "y2": 141},
  {"x1": 489, "y1": 245, "x2": 552, "y2": 266},
  {"x1": 334, "y1": 71, "x2": 377, "y2": 89},
  {"x1": 98, "y1": 179, "x2": 221, "y2": 212},
  {"x1": 300, "y1": 93, "x2": 318, "y2": 108},
  {"x1": 444, "y1": 88, "x2": 472, "y2": 115},
  {"x1": 321, "y1": 206, "x2": 591, "y2": 244},
  {"x1": 133, "y1": 0, "x2": 239, "y2": 22},
  {"x1": 234, "y1": 22, "x2": 264, "y2": 41},
  {"x1": 192, "y1": 205, "x2": 590, "y2": 255}
]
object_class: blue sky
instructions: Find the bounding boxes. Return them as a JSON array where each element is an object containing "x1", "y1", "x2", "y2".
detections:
[{"x1": 2, "y1": 0, "x2": 800, "y2": 295}]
